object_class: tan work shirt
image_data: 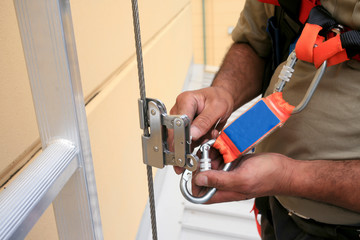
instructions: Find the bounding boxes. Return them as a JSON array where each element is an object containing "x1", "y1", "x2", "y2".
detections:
[{"x1": 232, "y1": 0, "x2": 360, "y2": 225}]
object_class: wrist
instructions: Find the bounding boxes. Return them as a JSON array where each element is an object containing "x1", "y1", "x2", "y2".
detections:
[
  {"x1": 210, "y1": 85, "x2": 235, "y2": 112},
  {"x1": 271, "y1": 155, "x2": 298, "y2": 196}
]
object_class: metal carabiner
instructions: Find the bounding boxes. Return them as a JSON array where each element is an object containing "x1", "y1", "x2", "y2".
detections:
[
  {"x1": 180, "y1": 139, "x2": 232, "y2": 204},
  {"x1": 274, "y1": 50, "x2": 327, "y2": 114}
]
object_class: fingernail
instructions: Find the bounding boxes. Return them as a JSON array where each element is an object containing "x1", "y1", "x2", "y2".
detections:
[
  {"x1": 191, "y1": 126, "x2": 201, "y2": 140},
  {"x1": 195, "y1": 175, "x2": 208, "y2": 186}
]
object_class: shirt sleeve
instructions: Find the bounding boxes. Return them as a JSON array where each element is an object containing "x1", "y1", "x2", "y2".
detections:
[{"x1": 231, "y1": 0, "x2": 275, "y2": 58}]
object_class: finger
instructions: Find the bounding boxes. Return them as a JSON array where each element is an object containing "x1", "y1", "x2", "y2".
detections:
[
  {"x1": 170, "y1": 91, "x2": 198, "y2": 122},
  {"x1": 190, "y1": 104, "x2": 227, "y2": 141},
  {"x1": 194, "y1": 170, "x2": 239, "y2": 192},
  {"x1": 173, "y1": 166, "x2": 185, "y2": 175},
  {"x1": 170, "y1": 92, "x2": 208, "y2": 141},
  {"x1": 211, "y1": 129, "x2": 220, "y2": 139},
  {"x1": 202, "y1": 190, "x2": 253, "y2": 204},
  {"x1": 191, "y1": 183, "x2": 211, "y2": 197}
]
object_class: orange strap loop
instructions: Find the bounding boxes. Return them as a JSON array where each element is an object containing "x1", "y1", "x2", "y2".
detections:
[
  {"x1": 295, "y1": 23, "x2": 323, "y2": 63},
  {"x1": 295, "y1": 23, "x2": 349, "y2": 68},
  {"x1": 313, "y1": 35, "x2": 349, "y2": 67},
  {"x1": 213, "y1": 133, "x2": 241, "y2": 164}
]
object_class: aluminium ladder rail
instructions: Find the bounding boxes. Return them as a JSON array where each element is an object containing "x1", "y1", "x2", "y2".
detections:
[{"x1": 0, "y1": 0, "x2": 103, "y2": 239}]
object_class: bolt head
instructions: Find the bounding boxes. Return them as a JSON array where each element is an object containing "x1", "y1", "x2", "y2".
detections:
[
  {"x1": 176, "y1": 158, "x2": 183, "y2": 165},
  {"x1": 176, "y1": 120, "x2": 182, "y2": 127}
]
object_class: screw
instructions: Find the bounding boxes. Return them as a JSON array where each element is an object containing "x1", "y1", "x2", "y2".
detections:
[
  {"x1": 176, "y1": 158, "x2": 183, "y2": 165},
  {"x1": 176, "y1": 120, "x2": 182, "y2": 127},
  {"x1": 151, "y1": 109, "x2": 156, "y2": 115}
]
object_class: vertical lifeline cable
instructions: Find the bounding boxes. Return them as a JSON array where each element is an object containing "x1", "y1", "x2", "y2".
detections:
[{"x1": 130, "y1": 0, "x2": 158, "y2": 240}]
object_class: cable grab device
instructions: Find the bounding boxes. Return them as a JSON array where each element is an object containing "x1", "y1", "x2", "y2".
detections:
[{"x1": 138, "y1": 99, "x2": 199, "y2": 171}]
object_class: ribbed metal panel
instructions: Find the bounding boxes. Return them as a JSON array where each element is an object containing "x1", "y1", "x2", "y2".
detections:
[
  {"x1": 6, "y1": 0, "x2": 104, "y2": 238},
  {"x1": 180, "y1": 201, "x2": 259, "y2": 240},
  {"x1": 0, "y1": 141, "x2": 77, "y2": 239}
]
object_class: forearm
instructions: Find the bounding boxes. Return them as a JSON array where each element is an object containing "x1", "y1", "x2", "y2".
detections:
[
  {"x1": 212, "y1": 42, "x2": 265, "y2": 110},
  {"x1": 282, "y1": 158, "x2": 360, "y2": 212}
]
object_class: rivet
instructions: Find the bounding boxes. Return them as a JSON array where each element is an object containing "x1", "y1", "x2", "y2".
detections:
[
  {"x1": 176, "y1": 158, "x2": 183, "y2": 165},
  {"x1": 153, "y1": 146, "x2": 159, "y2": 152},
  {"x1": 151, "y1": 109, "x2": 156, "y2": 115},
  {"x1": 176, "y1": 120, "x2": 182, "y2": 127}
]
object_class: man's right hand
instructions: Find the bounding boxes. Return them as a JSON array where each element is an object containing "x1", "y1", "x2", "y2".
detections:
[
  {"x1": 170, "y1": 43, "x2": 265, "y2": 174},
  {"x1": 170, "y1": 86, "x2": 234, "y2": 141},
  {"x1": 170, "y1": 86, "x2": 234, "y2": 174}
]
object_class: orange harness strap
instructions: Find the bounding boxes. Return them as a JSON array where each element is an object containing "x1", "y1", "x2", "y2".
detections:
[
  {"x1": 295, "y1": 23, "x2": 349, "y2": 68},
  {"x1": 294, "y1": 6, "x2": 360, "y2": 68}
]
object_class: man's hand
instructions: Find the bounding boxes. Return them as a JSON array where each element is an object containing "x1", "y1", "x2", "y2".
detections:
[
  {"x1": 170, "y1": 43, "x2": 265, "y2": 174},
  {"x1": 192, "y1": 152, "x2": 360, "y2": 213},
  {"x1": 170, "y1": 86, "x2": 234, "y2": 174},
  {"x1": 191, "y1": 153, "x2": 292, "y2": 204},
  {"x1": 170, "y1": 86, "x2": 234, "y2": 141}
]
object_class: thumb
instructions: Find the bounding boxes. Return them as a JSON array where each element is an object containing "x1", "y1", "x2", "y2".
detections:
[
  {"x1": 190, "y1": 103, "x2": 227, "y2": 140},
  {"x1": 194, "y1": 170, "x2": 234, "y2": 191}
]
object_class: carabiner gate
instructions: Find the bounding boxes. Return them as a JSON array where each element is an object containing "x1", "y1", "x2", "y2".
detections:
[{"x1": 274, "y1": 50, "x2": 327, "y2": 114}]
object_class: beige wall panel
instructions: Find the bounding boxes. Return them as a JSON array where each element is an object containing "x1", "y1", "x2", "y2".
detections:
[
  {"x1": 191, "y1": 0, "x2": 204, "y2": 64},
  {"x1": 70, "y1": 0, "x2": 190, "y2": 100},
  {"x1": 26, "y1": 204, "x2": 58, "y2": 240},
  {"x1": 85, "y1": 6, "x2": 192, "y2": 239},
  {"x1": 87, "y1": 67, "x2": 146, "y2": 240},
  {"x1": 191, "y1": 0, "x2": 245, "y2": 66},
  {"x1": 210, "y1": 0, "x2": 245, "y2": 66},
  {"x1": 0, "y1": 0, "x2": 40, "y2": 183}
]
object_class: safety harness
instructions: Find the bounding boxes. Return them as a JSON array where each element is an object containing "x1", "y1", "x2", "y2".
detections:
[
  {"x1": 261, "y1": 0, "x2": 360, "y2": 68},
  {"x1": 296, "y1": 6, "x2": 360, "y2": 68}
]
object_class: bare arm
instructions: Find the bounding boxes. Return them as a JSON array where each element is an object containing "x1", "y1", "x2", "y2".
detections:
[
  {"x1": 288, "y1": 158, "x2": 360, "y2": 212},
  {"x1": 211, "y1": 42, "x2": 264, "y2": 110}
]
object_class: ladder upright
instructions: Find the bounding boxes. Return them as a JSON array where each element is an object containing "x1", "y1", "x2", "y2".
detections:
[{"x1": 0, "y1": 0, "x2": 103, "y2": 239}]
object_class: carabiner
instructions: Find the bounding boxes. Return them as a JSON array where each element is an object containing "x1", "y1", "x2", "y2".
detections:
[
  {"x1": 274, "y1": 50, "x2": 327, "y2": 114},
  {"x1": 180, "y1": 139, "x2": 232, "y2": 204}
]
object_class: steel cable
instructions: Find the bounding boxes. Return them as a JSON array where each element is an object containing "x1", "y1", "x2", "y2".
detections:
[{"x1": 130, "y1": 0, "x2": 158, "y2": 239}]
